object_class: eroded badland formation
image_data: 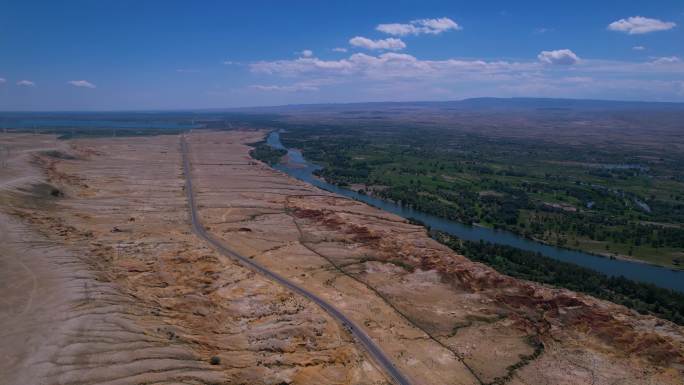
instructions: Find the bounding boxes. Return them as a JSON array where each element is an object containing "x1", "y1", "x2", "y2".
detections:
[{"x1": 1, "y1": 130, "x2": 683, "y2": 385}]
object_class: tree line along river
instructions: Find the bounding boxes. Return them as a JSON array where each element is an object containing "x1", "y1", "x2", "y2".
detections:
[{"x1": 266, "y1": 131, "x2": 684, "y2": 293}]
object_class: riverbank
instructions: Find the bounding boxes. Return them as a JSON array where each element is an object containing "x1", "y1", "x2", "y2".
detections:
[
  {"x1": 322, "y1": 180, "x2": 684, "y2": 273},
  {"x1": 433, "y1": 231, "x2": 684, "y2": 325},
  {"x1": 264, "y1": 131, "x2": 684, "y2": 292},
  {"x1": 273, "y1": 122, "x2": 684, "y2": 274}
]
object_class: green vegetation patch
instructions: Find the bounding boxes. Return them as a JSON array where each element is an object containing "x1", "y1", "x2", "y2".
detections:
[
  {"x1": 434, "y1": 231, "x2": 684, "y2": 325},
  {"x1": 248, "y1": 141, "x2": 287, "y2": 165}
]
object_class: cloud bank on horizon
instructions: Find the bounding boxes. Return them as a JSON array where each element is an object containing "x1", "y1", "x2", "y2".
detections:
[{"x1": 249, "y1": 14, "x2": 682, "y2": 103}]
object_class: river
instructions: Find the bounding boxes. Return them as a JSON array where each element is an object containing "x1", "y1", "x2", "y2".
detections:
[{"x1": 267, "y1": 131, "x2": 684, "y2": 293}]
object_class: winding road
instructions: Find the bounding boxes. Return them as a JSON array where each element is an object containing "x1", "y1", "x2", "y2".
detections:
[{"x1": 180, "y1": 136, "x2": 414, "y2": 385}]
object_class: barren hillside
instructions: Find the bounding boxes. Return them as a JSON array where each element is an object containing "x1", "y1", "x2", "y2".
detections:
[{"x1": 1, "y1": 130, "x2": 682, "y2": 385}]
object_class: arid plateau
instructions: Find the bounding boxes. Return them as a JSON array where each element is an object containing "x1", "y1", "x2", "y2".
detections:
[{"x1": 1, "y1": 130, "x2": 683, "y2": 385}]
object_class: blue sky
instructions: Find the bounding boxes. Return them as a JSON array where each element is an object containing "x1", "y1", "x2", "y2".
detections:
[{"x1": 1, "y1": 0, "x2": 683, "y2": 110}]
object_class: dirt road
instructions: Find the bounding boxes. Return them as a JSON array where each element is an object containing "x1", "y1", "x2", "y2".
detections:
[{"x1": 182, "y1": 135, "x2": 413, "y2": 385}]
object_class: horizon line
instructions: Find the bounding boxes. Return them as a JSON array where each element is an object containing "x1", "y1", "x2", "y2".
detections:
[{"x1": 2, "y1": 96, "x2": 684, "y2": 114}]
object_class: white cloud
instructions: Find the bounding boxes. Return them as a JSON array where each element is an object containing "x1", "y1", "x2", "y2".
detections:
[
  {"x1": 300, "y1": 49, "x2": 313, "y2": 57},
  {"x1": 632, "y1": 45, "x2": 646, "y2": 51},
  {"x1": 223, "y1": 60, "x2": 237, "y2": 65},
  {"x1": 650, "y1": 56, "x2": 681, "y2": 65},
  {"x1": 573, "y1": 58, "x2": 684, "y2": 75},
  {"x1": 537, "y1": 49, "x2": 580, "y2": 65},
  {"x1": 0, "y1": 78, "x2": 5, "y2": 84},
  {"x1": 176, "y1": 68, "x2": 200, "y2": 73},
  {"x1": 252, "y1": 52, "x2": 684, "y2": 84},
  {"x1": 250, "y1": 52, "x2": 684, "y2": 101},
  {"x1": 376, "y1": 17, "x2": 461, "y2": 36},
  {"x1": 250, "y1": 83, "x2": 319, "y2": 92},
  {"x1": 349, "y1": 36, "x2": 406, "y2": 51},
  {"x1": 417, "y1": 17, "x2": 461, "y2": 33},
  {"x1": 16, "y1": 80, "x2": 35, "y2": 87},
  {"x1": 376, "y1": 23, "x2": 417, "y2": 36},
  {"x1": 252, "y1": 57, "x2": 354, "y2": 75},
  {"x1": 68, "y1": 80, "x2": 96, "y2": 88},
  {"x1": 332, "y1": 47, "x2": 348, "y2": 53},
  {"x1": 608, "y1": 16, "x2": 676, "y2": 34},
  {"x1": 534, "y1": 27, "x2": 552, "y2": 34},
  {"x1": 252, "y1": 52, "x2": 536, "y2": 80}
]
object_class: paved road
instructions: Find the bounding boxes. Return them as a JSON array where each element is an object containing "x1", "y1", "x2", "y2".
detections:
[{"x1": 180, "y1": 136, "x2": 414, "y2": 385}]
